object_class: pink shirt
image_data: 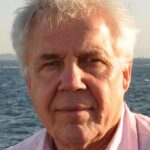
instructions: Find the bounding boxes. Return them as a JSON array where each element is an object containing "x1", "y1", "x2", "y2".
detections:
[{"x1": 7, "y1": 103, "x2": 150, "y2": 150}]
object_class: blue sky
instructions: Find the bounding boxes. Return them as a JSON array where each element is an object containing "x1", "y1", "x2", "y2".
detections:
[{"x1": 0, "y1": 0, "x2": 150, "y2": 57}]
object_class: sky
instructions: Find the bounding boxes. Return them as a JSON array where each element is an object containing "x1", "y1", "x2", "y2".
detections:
[{"x1": 0, "y1": 0, "x2": 150, "y2": 57}]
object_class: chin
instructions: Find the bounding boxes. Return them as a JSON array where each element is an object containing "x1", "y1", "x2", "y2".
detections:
[{"x1": 54, "y1": 123, "x2": 99, "y2": 145}]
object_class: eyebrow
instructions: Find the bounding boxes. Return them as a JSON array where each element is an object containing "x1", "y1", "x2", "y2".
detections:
[
  {"x1": 79, "y1": 50, "x2": 100, "y2": 57},
  {"x1": 78, "y1": 48, "x2": 110, "y2": 60},
  {"x1": 38, "y1": 53, "x2": 60, "y2": 61}
]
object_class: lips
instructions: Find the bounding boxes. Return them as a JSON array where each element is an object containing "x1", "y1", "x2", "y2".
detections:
[
  {"x1": 55, "y1": 106, "x2": 92, "y2": 112},
  {"x1": 54, "y1": 106, "x2": 93, "y2": 123}
]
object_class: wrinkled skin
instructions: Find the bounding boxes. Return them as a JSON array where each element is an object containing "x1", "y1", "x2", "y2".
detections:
[{"x1": 25, "y1": 13, "x2": 131, "y2": 150}]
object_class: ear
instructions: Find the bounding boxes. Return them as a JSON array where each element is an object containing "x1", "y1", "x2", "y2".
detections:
[
  {"x1": 25, "y1": 75, "x2": 32, "y2": 97},
  {"x1": 122, "y1": 62, "x2": 132, "y2": 91}
]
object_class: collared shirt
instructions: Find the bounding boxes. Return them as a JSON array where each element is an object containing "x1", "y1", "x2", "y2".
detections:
[{"x1": 6, "y1": 103, "x2": 150, "y2": 150}]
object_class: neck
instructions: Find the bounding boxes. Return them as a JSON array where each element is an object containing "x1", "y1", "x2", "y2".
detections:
[{"x1": 53, "y1": 122, "x2": 119, "y2": 150}]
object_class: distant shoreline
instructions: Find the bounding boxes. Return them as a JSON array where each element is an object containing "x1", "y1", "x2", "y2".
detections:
[{"x1": 0, "y1": 53, "x2": 17, "y2": 61}]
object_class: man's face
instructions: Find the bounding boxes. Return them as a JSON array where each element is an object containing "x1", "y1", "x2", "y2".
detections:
[{"x1": 26, "y1": 14, "x2": 131, "y2": 147}]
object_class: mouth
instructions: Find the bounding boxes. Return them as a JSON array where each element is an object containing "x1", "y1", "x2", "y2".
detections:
[
  {"x1": 55, "y1": 106, "x2": 93, "y2": 113},
  {"x1": 54, "y1": 106, "x2": 94, "y2": 123}
]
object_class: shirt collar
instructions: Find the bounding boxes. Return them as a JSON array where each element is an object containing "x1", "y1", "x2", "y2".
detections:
[
  {"x1": 106, "y1": 102, "x2": 139, "y2": 150},
  {"x1": 36, "y1": 129, "x2": 54, "y2": 150},
  {"x1": 106, "y1": 103, "x2": 125, "y2": 150}
]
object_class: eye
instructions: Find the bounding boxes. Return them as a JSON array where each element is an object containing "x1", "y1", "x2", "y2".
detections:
[
  {"x1": 41, "y1": 60, "x2": 63, "y2": 70},
  {"x1": 46, "y1": 60, "x2": 61, "y2": 66},
  {"x1": 79, "y1": 57, "x2": 104, "y2": 66},
  {"x1": 78, "y1": 55, "x2": 112, "y2": 73},
  {"x1": 86, "y1": 58, "x2": 101, "y2": 63}
]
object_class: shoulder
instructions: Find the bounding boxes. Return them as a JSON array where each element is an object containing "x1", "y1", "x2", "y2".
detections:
[
  {"x1": 124, "y1": 103, "x2": 150, "y2": 131},
  {"x1": 6, "y1": 129, "x2": 47, "y2": 150},
  {"x1": 124, "y1": 104, "x2": 150, "y2": 148},
  {"x1": 134, "y1": 113, "x2": 150, "y2": 135},
  {"x1": 134, "y1": 113, "x2": 150, "y2": 149}
]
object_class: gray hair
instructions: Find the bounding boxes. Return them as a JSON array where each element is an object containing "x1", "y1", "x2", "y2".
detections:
[{"x1": 11, "y1": 0, "x2": 138, "y2": 75}]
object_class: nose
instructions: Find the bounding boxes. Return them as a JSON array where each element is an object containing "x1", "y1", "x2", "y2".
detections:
[{"x1": 58, "y1": 63, "x2": 86, "y2": 92}]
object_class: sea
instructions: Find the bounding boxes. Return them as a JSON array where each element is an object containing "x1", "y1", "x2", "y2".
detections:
[{"x1": 0, "y1": 59, "x2": 150, "y2": 150}]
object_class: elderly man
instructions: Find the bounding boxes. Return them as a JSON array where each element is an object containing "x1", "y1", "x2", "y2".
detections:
[{"x1": 7, "y1": 0, "x2": 150, "y2": 150}]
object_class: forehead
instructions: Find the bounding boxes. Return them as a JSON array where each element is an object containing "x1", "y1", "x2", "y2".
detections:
[
  {"x1": 30, "y1": 13, "x2": 107, "y2": 35},
  {"x1": 27, "y1": 13, "x2": 115, "y2": 58}
]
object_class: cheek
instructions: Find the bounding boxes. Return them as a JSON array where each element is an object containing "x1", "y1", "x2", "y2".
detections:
[
  {"x1": 85, "y1": 69, "x2": 124, "y2": 110},
  {"x1": 85, "y1": 76, "x2": 123, "y2": 128},
  {"x1": 29, "y1": 77, "x2": 60, "y2": 125}
]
